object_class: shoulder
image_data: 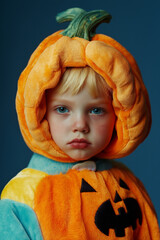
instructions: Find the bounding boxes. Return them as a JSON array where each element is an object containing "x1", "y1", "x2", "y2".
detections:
[{"x1": 1, "y1": 168, "x2": 48, "y2": 208}]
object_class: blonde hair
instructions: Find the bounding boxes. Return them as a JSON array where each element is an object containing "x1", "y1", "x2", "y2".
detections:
[{"x1": 52, "y1": 67, "x2": 112, "y2": 98}]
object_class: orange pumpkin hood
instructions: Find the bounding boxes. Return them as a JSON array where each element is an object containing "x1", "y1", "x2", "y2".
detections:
[{"x1": 16, "y1": 8, "x2": 151, "y2": 162}]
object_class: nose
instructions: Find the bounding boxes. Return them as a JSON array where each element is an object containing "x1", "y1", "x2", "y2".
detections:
[{"x1": 72, "y1": 114, "x2": 89, "y2": 133}]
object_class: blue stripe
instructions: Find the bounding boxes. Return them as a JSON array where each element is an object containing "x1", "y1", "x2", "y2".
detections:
[
  {"x1": 27, "y1": 153, "x2": 113, "y2": 174},
  {"x1": 0, "y1": 199, "x2": 43, "y2": 240}
]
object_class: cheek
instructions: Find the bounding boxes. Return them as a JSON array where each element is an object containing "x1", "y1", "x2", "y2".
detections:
[
  {"x1": 51, "y1": 124, "x2": 67, "y2": 142},
  {"x1": 92, "y1": 116, "x2": 115, "y2": 148},
  {"x1": 92, "y1": 117, "x2": 115, "y2": 136},
  {"x1": 50, "y1": 124, "x2": 60, "y2": 140},
  {"x1": 94, "y1": 124, "x2": 108, "y2": 136},
  {"x1": 47, "y1": 115, "x2": 66, "y2": 141}
]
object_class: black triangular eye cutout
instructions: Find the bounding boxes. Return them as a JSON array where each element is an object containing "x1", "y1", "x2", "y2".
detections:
[
  {"x1": 80, "y1": 178, "x2": 96, "y2": 193},
  {"x1": 114, "y1": 191, "x2": 122, "y2": 203},
  {"x1": 119, "y1": 178, "x2": 130, "y2": 190}
]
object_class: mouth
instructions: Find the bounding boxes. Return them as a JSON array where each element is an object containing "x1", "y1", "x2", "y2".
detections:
[{"x1": 68, "y1": 138, "x2": 91, "y2": 149}]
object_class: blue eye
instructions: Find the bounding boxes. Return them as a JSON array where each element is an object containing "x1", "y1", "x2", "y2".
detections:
[
  {"x1": 90, "y1": 108, "x2": 104, "y2": 115},
  {"x1": 56, "y1": 106, "x2": 69, "y2": 113}
]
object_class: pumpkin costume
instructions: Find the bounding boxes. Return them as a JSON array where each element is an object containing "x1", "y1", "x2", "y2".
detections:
[{"x1": 0, "y1": 8, "x2": 159, "y2": 239}]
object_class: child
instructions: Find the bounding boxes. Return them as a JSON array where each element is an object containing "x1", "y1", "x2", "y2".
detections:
[
  {"x1": 45, "y1": 67, "x2": 116, "y2": 163},
  {"x1": 0, "y1": 7, "x2": 159, "y2": 240}
]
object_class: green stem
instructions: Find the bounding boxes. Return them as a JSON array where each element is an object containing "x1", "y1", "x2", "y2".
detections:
[{"x1": 56, "y1": 8, "x2": 112, "y2": 40}]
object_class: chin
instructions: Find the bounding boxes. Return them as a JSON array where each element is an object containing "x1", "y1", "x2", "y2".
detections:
[
  {"x1": 69, "y1": 153, "x2": 95, "y2": 162},
  {"x1": 71, "y1": 156, "x2": 90, "y2": 162}
]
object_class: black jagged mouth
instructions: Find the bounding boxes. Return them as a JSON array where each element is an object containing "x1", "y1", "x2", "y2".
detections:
[{"x1": 95, "y1": 197, "x2": 142, "y2": 237}]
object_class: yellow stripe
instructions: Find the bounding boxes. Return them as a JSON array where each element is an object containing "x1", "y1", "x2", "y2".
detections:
[{"x1": 1, "y1": 168, "x2": 48, "y2": 208}]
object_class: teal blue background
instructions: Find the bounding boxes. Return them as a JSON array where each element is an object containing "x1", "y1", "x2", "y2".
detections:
[{"x1": 1, "y1": 0, "x2": 160, "y2": 222}]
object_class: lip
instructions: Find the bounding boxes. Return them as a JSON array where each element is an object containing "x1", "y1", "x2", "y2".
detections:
[{"x1": 68, "y1": 138, "x2": 90, "y2": 149}]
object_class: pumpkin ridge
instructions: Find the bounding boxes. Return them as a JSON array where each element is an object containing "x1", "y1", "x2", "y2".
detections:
[
  {"x1": 27, "y1": 31, "x2": 63, "y2": 66},
  {"x1": 92, "y1": 34, "x2": 151, "y2": 119}
]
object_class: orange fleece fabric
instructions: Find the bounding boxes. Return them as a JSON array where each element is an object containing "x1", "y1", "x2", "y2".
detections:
[
  {"x1": 16, "y1": 31, "x2": 151, "y2": 162},
  {"x1": 34, "y1": 165, "x2": 159, "y2": 239}
]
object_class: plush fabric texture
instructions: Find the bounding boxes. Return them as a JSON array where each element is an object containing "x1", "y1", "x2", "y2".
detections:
[
  {"x1": 0, "y1": 154, "x2": 113, "y2": 208},
  {"x1": 28, "y1": 153, "x2": 77, "y2": 174},
  {"x1": 1, "y1": 168, "x2": 48, "y2": 208},
  {"x1": 34, "y1": 166, "x2": 159, "y2": 239},
  {"x1": 15, "y1": 29, "x2": 151, "y2": 162},
  {"x1": 0, "y1": 199, "x2": 43, "y2": 239},
  {"x1": 1, "y1": 8, "x2": 158, "y2": 240},
  {"x1": 28, "y1": 153, "x2": 113, "y2": 174},
  {"x1": 1, "y1": 157, "x2": 159, "y2": 239}
]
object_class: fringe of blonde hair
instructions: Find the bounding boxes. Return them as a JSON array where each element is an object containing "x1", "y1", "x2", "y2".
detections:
[{"x1": 52, "y1": 67, "x2": 112, "y2": 98}]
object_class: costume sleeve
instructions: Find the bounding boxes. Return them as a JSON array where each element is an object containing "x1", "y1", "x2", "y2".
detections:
[
  {"x1": 0, "y1": 199, "x2": 43, "y2": 240},
  {"x1": 1, "y1": 168, "x2": 48, "y2": 208},
  {"x1": 0, "y1": 168, "x2": 47, "y2": 239}
]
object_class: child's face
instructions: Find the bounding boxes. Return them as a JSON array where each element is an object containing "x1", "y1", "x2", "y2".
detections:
[{"x1": 46, "y1": 85, "x2": 116, "y2": 161}]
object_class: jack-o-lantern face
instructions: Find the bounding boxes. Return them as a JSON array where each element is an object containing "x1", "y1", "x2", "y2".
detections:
[
  {"x1": 80, "y1": 177, "x2": 142, "y2": 237},
  {"x1": 94, "y1": 179, "x2": 142, "y2": 237},
  {"x1": 34, "y1": 169, "x2": 143, "y2": 239}
]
